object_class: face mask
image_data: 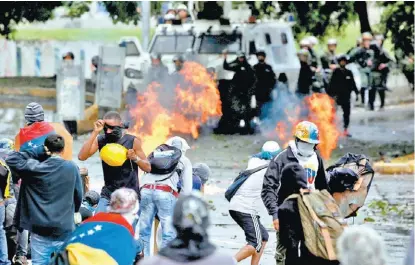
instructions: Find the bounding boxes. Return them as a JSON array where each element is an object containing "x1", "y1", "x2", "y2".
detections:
[
  {"x1": 296, "y1": 141, "x2": 316, "y2": 157},
  {"x1": 258, "y1": 59, "x2": 265, "y2": 63},
  {"x1": 104, "y1": 126, "x2": 123, "y2": 143}
]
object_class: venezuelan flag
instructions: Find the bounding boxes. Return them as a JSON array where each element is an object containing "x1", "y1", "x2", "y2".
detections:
[
  {"x1": 18, "y1": 121, "x2": 55, "y2": 151},
  {"x1": 59, "y1": 213, "x2": 137, "y2": 265}
]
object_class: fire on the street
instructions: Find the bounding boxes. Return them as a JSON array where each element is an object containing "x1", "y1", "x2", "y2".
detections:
[
  {"x1": 129, "y1": 61, "x2": 222, "y2": 154},
  {"x1": 274, "y1": 93, "x2": 340, "y2": 160}
]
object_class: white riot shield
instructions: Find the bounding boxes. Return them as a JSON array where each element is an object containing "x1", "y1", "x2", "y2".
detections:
[
  {"x1": 56, "y1": 61, "x2": 85, "y2": 120},
  {"x1": 95, "y1": 46, "x2": 126, "y2": 108}
]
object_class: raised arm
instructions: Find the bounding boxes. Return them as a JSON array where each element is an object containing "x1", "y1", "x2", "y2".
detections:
[{"x1": 78, "y1": 120, "x2": 102, "y2": 161}]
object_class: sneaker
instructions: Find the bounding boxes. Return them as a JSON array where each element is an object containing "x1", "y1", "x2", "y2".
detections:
[
  {"x1": 14, "y1": 256, "x2": 28, "y2": 265},
  {"x1": 343, "y1": 130, "x2": 352, "y2": 138}
]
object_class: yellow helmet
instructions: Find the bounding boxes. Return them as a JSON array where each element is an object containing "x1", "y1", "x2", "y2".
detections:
[{"x1": 100, "y1": 143, "x2": 127, "y2": 167}]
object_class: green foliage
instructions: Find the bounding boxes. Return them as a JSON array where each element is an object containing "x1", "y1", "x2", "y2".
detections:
[
  {"x1": 65, "y1": 2, "x2": 91, "y2": 18},
  {"x1": 368, "y1": 200, "x2": 406, "y2": 217},
  {"x1": 277, "y1": 2, "x2": 356, "y2": 37},
  {"x1": 102, "y1": 2, "x2": 140, "y2": 25},
  {"x1": 379, "y1": 1, "x2": 414, "y2": 57},
  {"x1": 0, "y1": 2, "x2": 62, "y2": 38}
]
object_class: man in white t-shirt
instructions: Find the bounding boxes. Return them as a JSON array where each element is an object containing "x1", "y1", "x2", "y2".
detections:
[
  {"x1": 229, "y1": 141, "x2": 281, "y2": 265},
  {"x1": 261, "y1": 121, "x2": 328, "y2": 265}
]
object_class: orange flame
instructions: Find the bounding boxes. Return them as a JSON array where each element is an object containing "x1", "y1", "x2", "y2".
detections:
[
  {"x1": 129, "y1": 62, "x2": 222, "y2": 155},
  {"x1": 273, "y1": 93, "x2": 340, "y2": 160}
]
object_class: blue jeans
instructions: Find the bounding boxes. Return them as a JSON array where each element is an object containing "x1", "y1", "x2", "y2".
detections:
[
  {"x1": 139, "y1": 188, "x2": 177, "y2": 257},
  {"x1": 95, "y1": 197, "x2": 110, "y2": 213},
  {"x1": 0, "y1": 203, "x2": 11, "y2": 265},
  {"x1": 31, "y1": 233, "x2": 66, "y2": 265}
]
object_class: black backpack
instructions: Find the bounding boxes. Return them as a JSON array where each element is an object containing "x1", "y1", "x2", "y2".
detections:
[{"x1": 147, "y1": 144, "x2": 182, "y2": 175}]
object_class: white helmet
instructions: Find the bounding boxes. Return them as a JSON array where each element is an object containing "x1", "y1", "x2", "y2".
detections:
[
  {"x1": 307, "y1": 36, "x2": 319, "y2": 46},
  {"x1": 176, "y1": 4, "x2": 188, "y2": 11},
  {"x1": 299, "y1": 38, "x2": 311, "y2": 47},
  {"x1": 164, "y1": 13, "x2": 176, "y2": 20},
  {"x1": 327, "y1": 38, "x2": 337, "y2": 45}
]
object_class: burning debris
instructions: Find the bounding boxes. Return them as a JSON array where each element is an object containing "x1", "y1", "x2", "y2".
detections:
[
  {"x1": 261, "y1": 92, "x2": 340, "y2": 160},
  {"x1": 129, "y1": 61, "x2": 222, "y2": 154}
]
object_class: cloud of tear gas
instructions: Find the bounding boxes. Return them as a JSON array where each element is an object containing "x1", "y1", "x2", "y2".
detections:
[{"x1": 259, "y1": 83, "x2": 340, "y2": 160}]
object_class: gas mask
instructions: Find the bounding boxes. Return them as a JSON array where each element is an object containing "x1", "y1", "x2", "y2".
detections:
[
  {"x1": 104, "y1": 124, "x2": 123, "y2": 143},
  {"x1": 296, "y1": 140, "x2": 316, "y2": 157}
]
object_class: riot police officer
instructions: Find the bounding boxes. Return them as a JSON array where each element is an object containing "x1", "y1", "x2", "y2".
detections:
[
  {"x1": 321, "y1": 38, "x2": 338, "y2": 89},
  {"x1": 220, "y1": 50, "x2": 257, "y2": 134},
  {"x1": 147, "y1": 53, "x2": 169, "y2": 83},
  {"x1": 349, "y1": 32, "x2": 375, "y2": 107},
  {"x1": 328, "y1": 55, "x2": 358, "y2": 137},
  {"x1": 370, "y1": 34, "x2": 392, "y2": 110},
  {"x1": 253, "y1": 51, "x2": 276, "y2": 118},
  {"x1": 296, "y1": 49, "x2": 314, "y2": 97},
  {"x1": 300, "y1": 37, "x2": 323, "y2": 92}
]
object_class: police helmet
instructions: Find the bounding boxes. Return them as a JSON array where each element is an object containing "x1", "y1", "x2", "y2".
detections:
[
  {"x1": 62, "y1": 52, "x2": 75, "y2": 60},
  {"x1": 236, "y1": 51, "x2": 246, "y2": 58},
  {"x1": 299, "y1": 38, "x2": 311, "y2": 47},
  {"x1": 176, "y1": 4, "x2": 188, "y2": 11},
  {"x1": 337, "y1": 54, "x2": 349, "y2": 63},
  {"x1": 307, "y1": 36, "x2": 319, "y2": 46},
  {"x1": 173, "y1": 54, "x2": 185, "y2": 62},
  {"x1": 151, "y1": 53, "x2": 161, "y2": 60},
  {"x1": 362, "y1": 32, "x2": 373, "y2": 40},
  {"x1": 327, "y1": 38, "x2": 337, "y2": 45},
  {"x1": 256, "y1": 50, "x2": 266, "y2": 57}
]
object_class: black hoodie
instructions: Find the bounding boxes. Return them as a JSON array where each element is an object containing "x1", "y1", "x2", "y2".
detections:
[{"x1": 278, "y1": 163, "x2": 339, "y2": 265}]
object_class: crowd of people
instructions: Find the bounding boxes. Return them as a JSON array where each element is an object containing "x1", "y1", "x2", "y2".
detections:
[{"x1": 0, "y1": 102, "x2": 413, "y2": 265}]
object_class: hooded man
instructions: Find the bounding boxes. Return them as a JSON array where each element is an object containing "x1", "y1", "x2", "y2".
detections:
[
  {"x1": 140, "y1": 193, "x2": 236, "y2": 265},
  {"x1": 229, "y1": 141, "x2": 281, "y2": 265},
  {"x1": 278, "y1": 163, "x2": 339, "y2": 265},
  {"x1": 78, "y1": 111, "x2": 151, "y2": 213},
  {"x1": 139, "y1": 136, "x2": 193, "y2": 257},
  {"x1": 253, "y1": 51, "x2": 276, "y2": 118},
  {"x1": 261, "y1": 121, "x2": 328, "y2": 265}
]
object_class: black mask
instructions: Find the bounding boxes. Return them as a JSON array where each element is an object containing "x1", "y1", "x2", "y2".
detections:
[
  {"x1": 104, "y1": 126, "x2": 123, "y2": 143},
  {"x1": 258, "y1": 59, "x2": 265, "y2": 63}
]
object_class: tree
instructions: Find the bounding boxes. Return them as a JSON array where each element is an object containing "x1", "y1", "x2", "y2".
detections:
[
  {"x1": 353, "y1": 2, "x2": 372, "y2": 33},
  {"x1": 379, "y1": 1, "x2": 414, "y2": 57},
  {"x1": 0, "y1": 2, "x2": 62, "y2": 38}
]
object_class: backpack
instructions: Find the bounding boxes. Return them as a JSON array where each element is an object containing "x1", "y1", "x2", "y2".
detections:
[
  {"x1": 225, "y1": 164, "x2": 268, "y2": 202},
  {"x1": 287, "y1": 190, "x2": 347, "y2": 261},
  {"x1": 326, "y1": 153, "x2": 375, "y2": 218},
  {"x1": 147, "y1": 144, "x2": 182, "y2": 175}
]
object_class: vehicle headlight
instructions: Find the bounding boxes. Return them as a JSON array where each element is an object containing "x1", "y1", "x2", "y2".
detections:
[{"x1": 125, "y1": 68, "x2": 143, "y2": 79}]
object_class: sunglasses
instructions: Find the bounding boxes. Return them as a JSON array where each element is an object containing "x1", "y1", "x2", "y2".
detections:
[{"x1": 104, "y1": 124, "x2": 123, "y2": 130}]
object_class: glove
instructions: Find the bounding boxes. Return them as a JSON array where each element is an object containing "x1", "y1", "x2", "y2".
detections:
[
  {"x1": 74, "y1": 212, "x2": 82, "y2": 224},
  {"x1": 250, "y1": 95, "x2": 257, "y2": 109}
]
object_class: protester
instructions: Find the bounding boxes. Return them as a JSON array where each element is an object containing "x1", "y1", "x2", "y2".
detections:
[
  {"x1": 139, "y1": 192, "x2": 236, "y2": 265},
  {"x1": 278, "y1": 163, "x2": 339, "y2": 265},
  {"x1": 79, "y1": 190, "x2": 100, "y2": 221},
  {"x1": 222, "y1": 50, "x2": 257, "y2": 134},
  {"x1": 49, "y1": 188, "x2": 142, "y2": 265},
  {"x1": 253, "y1": 51, "x2": 276, "y2": 119},
  {"x1": 328, "y1": 55, "x2": 359, "y2": 137},
  {"x1": 0, "y1": 139, "x2": 29, "y2": 265},
  {"x1": 0, "y1": 141, "x2": 12, "y2": 265},
  {"x1": 78, "y1": 111, "x2": 151, "y2": 213},
  {"x1": 337, "y1": 225, "x2": 387, "y2": 265},
  {"x1": 6, "y1": 134, "x2": 83, "y2": 265},
  {"x1": 229, "y1": 141, "x2": 280, "y2": 265},
  {"x1": 262, "y1": 121, "x2": 328, "y2": 265},
  {"x1": 139, "y1": 136, "x2": 193, "y2": 257},
  {"x1": 179, "y1": 162, "x2": 211, "y2": 192},
  {"x1": 297, "y1": 49, "x2": 314, "y2": 97}
]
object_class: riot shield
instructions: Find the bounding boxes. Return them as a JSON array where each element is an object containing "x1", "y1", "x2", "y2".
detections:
[
  {"x1": 56, "y1": 61, "x2": 85, "y2": 120},
  {"x1": 95, "y1": 46, "x2": 126, "y2": 109}
]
